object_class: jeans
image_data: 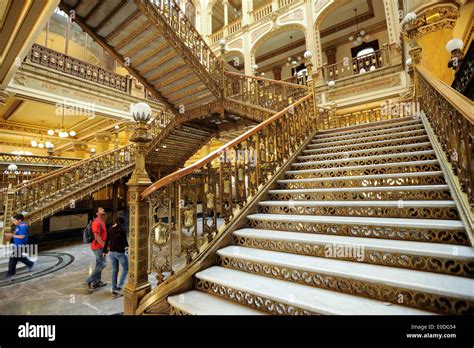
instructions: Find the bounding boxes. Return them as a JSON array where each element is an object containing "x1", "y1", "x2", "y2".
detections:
[
  {"x1": 7, "y1": 247, "x2": 34, "y2": 276},
  {"x1": 86, "y1": 249, "x2": 106, "y2": 286},
  {"x1": 109, "y1": 251, "x2": 128, "y2": 290}
]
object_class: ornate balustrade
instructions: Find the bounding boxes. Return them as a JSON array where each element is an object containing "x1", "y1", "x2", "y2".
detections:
[
  {"x1": 316, "y1": 99, "x2": 419, "y2": 131},
  {"x1": 283, "y1": 73, "x2": 308, "y2": 86},
  {"x1": 322, "y1": 45, "x2": 391, "y2": 82},
  {"x1": 415, "y1": 65, "x2": 474, "y2": 207},
  {"x1": 0, "y1": 153, "x2": 81, "y2": 167},
  {"x1": 28, "y1": 44, "x2": 129, "y2": 93},
  {"x1": 210, "y1": 20, "x2": 242, "y2": 45},
  {"x1": 252, "y1": 2, "x2": 273, "y2": 21},
  {"x1": 137, "y1": 93, "x2": 315, "y2": 297},
  {"x1": 149, "y1": 0, "x2": 222, "y2": 89},
  {"x1": 224, "y1": 71, "x2": 308, "y2": 112},
  {"x1": 3, "y1": 144, "x2": 136, "y2": 225}
]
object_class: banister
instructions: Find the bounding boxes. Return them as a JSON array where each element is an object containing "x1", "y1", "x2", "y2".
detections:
[
  {"x1": 140, "y1": 94, "x2": 313, "y2": 199},
  {"x1": 416, "y1": 65, "x2": 474, "y2": 124}
]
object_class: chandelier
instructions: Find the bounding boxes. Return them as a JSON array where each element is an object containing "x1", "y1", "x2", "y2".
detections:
[
  {"x1": 47, "y1": 105, "x2": 76, "y2": 138},
  {"x1": 348, "y1": 8, "x2": 370, "y2": 46},
  {"x1": 286, "y1": 36, "x2": 300, "y2": 68}
]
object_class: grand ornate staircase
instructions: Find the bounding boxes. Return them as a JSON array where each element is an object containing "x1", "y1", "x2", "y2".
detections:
[
  {"x1": 167, "y1": 116, "x2": 474, "y2": 315},
  {"x1": 59, "y1": 0, "x2": 221, "y2": 116}
]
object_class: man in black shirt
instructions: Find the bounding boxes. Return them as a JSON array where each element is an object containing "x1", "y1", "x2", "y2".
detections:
[{"x1": 103, "y1": 217, "x2": 129, "y2": 295}]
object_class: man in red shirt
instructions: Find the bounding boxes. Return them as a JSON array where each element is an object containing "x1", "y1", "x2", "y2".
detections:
[{"x1": 85, "y1": 207, "x2": 108, "y2": 292}]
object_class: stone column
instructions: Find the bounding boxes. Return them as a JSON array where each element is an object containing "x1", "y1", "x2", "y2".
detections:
[
  {"x1": 223, "y1": 0, "x2": 229, "y2": 26},
  {"x1": 383, "y1": 0, "x2": 401, "y2": 45},
  {"x1": 95, "y1": 132, "x2": 112, "y2": 153},
  {"x1": 242, "y1": 0, "x2": 252, "y2": 26}
]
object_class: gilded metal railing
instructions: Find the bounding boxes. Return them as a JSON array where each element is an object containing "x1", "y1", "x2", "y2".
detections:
[
  {"x1": 224, "y1": 71, "x2": 308, "y2": 112},
  {"x1": 4, "y1": 144, "x2": 136, "y2": 225},
  {"x1": 0, "y1": 153, "x2": 81, "y2": 167},
  {"x1": 28, "y1": 44, "x2": 129, "y2": 93},
  {"x1": 322, "y1": 45, "x2": 391, "y2": 82},
  {"x1": 317, "y1": 103, "x2": 415, "y2": 131},
  {"x1": 139, "y1": 93, "x2": 315, "y2": 286},
  {"x1": 148, "y1": 0, "x2": 222, "y2": 89},
  {"x1": 415, "y1": 65, "x2": 474, "y2": 206},
  {"x1": 283, "y1": 73, "x2": 308, "y2": 86}
]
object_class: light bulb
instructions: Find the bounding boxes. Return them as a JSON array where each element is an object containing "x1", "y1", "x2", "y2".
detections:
[
  {"x1": 31, "y1": 140, "x2": 38, "y2": 147},
  {"x1": 47, "y1": 129, "x2": 55, "y2": 136},
  {"x1": 357, "y1": 36, "x2": 362, "y2": 42},
  {"x1": 69, "y1": 130, "x2": 76, "y2": 137},
  {"x1": 360, "y1": 30, "x2": 365, "y2": 36},
  {"x1": 349, "y1": 36, "x2": 354, "y2": 41},
  {"x1": 38, "y1": 143, "x2": 45, "y2": 149}
]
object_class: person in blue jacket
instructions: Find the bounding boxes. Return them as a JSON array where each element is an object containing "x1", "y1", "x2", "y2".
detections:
[{"x1": 3, "y1": 214, "x2": 35, "y2": 278}]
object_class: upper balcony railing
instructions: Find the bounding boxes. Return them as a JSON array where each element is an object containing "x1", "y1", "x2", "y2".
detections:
[
  {"x1": 321, "y1": 45, "x2": 393, "y2": 83},
  {"x1": 209, "y1": 0, "x2": 296, "y2": 44},
  {"x1": 28, "y1": 44, "x2": 130, "y2": 93},
  {"x1": 0, "y1": 152, "x2": 81, "y2": 167}
]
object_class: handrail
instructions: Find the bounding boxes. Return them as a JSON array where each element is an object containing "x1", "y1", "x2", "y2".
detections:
[
  {"x1": 416, "y1": 65, "x2": 474, "y2": 124},
  {"x1": 141, "y1": 94, "x2": 312, "y2": 199},
  {"x1": 415, "y1": 64, "x2": 474, "y2": 207}
]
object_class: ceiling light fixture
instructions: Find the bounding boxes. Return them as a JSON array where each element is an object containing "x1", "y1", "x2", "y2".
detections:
[{"x1": 348, "y1": 8, "x2": 370, "y2": 46}]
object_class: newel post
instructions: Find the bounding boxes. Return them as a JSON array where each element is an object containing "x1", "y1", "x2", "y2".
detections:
[
  {"x1": 124, "y1": 102, "x2": 153, "y2": 315},
  {"x1": 304, "y1": 51, "x2": 319, "y2": 131}
]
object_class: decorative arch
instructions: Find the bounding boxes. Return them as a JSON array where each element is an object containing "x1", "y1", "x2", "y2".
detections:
[{"x1": 250, "y1": 23, "x2": 308, "y2": 57}]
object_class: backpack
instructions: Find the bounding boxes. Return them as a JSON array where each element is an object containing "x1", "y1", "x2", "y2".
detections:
[{"x1": 82, "y1": 220, "x2": 94, "y2": 244}]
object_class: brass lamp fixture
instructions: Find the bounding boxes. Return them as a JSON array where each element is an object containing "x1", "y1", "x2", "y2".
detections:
[
  {"x1": 348, "y1": 8, "x2": 370, "y2": 46},
  {"x1": 446, "y1": 38, "x2": 464, "y2": 71}
]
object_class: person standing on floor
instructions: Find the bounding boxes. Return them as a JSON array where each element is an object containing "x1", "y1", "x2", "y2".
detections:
[
  {"x1": 85, "y1": 207, "x2": 108, "y2": 292},
  {"x1": 103, "y1": 217, "x2": 129, "y2": 296},
  {"x1": 3, "y1": 214, "x2": 34, "y2": 279}
]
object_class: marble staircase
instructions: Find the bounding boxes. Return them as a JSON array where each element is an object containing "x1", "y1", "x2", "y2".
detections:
[{"x1": 167, "y1": 115, "x2": 474, "y2": 315}]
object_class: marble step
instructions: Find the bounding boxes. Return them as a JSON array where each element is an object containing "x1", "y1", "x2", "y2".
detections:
[
  {"x1": 285, "y1": 160, "x2": 441, "y2": 179},
  {"x1": 278, "y1": 171, "x2": 446, "y2": 189},
  {"x1": 168, "y1": 290, "x2": 265, "y2": 315},
  {"x1": 298, "y1": 142, "x2": 433, "y2": 162},
  {"x1": 291, "y1": 150, "x2": 437, "y2": 170},
  {"x1": 194, "y1": 266, "x2": 432, "y2": 315},
  {"x1": 308, "y1": 128, "x2": 427, "y2": 149},
  {"x1": 314, "y1": 118, "x2": 422, "y2": 140},
  {"x1": 232, "y1": 228, "x2": 474, "y2": 278},
  {"x1": 316, "y1": 116, "x2": 419, "y2": 136},
  {"x1": 258, "y1": 200, "x2": 459, "y2": 220},
  {"x1": 312, "y1": 122, "x2": 424, "y2": 143},
  {"x1": 268, "y1": 185, "x2": 452, "y2": 201},
  {"x1": 304, "y1": 135, "x2": 430, "y2": 155},
  {"x1": 246, "y1": 214, "x2": 469, "y2": 245},
  {"x1": 216, "y1": 246, "x2": 474, "y2": 315}
]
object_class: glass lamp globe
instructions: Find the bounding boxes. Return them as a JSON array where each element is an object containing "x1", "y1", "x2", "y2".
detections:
[
  {"x1": 218, "y1": 39, "x2": 226, "y2": 48},
  {"x1": 31, "y1": 140, "x2": 38, "y2": 147},
  {"x1": 69, "y1": 130, "x2": 76, "y2": 137},
  {"x1": 47, "y1": 129, "x2": 55, "y2": 136},
  {"x1": 8, "y1": 164, "x2": 17, "y2": 172},
  {"x1": 38, "y1": 143, "x2": 45, "y2": 149},
  {"x1": 446, "y1": 38, "x2": 464, "y2": 53},
  {"x1": 304, "y1": 51, "x2": 312, "y2": 60},
  {"x1": 131, "y1": 102, "x2": 152, "y2": 122}
]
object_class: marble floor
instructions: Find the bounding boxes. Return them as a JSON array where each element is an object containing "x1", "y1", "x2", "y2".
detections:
[{"x1": 0, "y1": 241, "x2": 126, "y2": 315}]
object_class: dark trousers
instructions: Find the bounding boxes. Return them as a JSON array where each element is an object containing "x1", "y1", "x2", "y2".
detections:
[{"x1": 7, "y1": 254, "x2": 34, "y2": 276}]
